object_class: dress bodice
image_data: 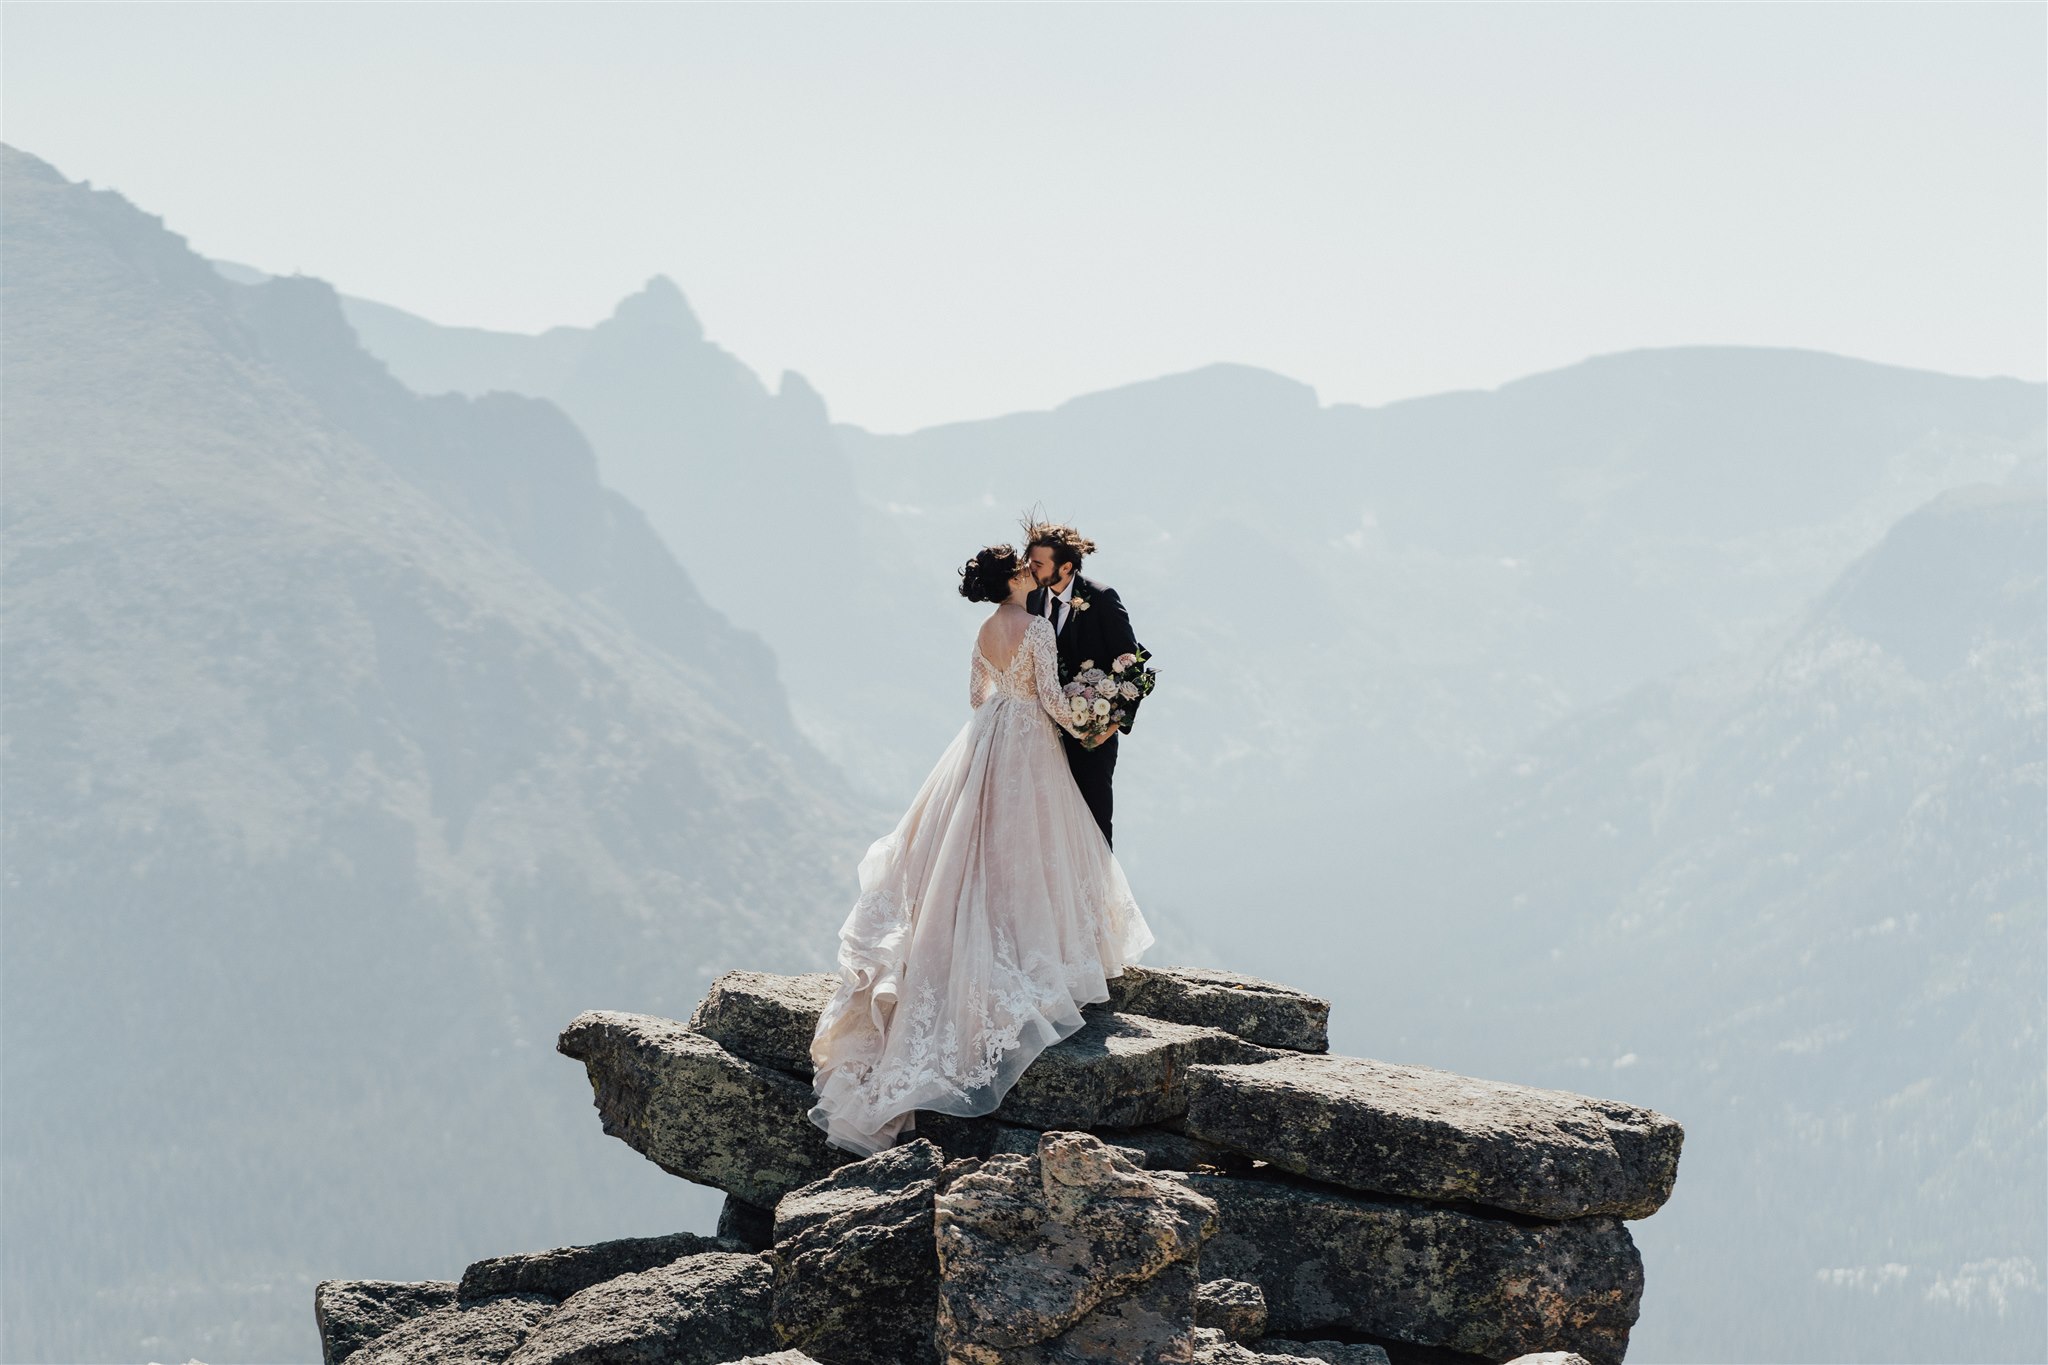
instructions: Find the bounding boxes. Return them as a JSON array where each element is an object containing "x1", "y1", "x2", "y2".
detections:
[{"x1": 970, "y1": 616, "x2": 1087, "y2": 738}]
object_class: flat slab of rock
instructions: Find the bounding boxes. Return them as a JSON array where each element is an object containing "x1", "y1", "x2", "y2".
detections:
[
  {"x1": 1107, "y1": 966, "x2": 1330, "y2": 1053},
  {"x1": 1183, "y1": 1054, "x2": 1682, "y2": 1220},
  {"x1": 688, "y1": 971, "x2": 839, "y2": 1077},
  {"x1": 558, "y1": 1011, "x2": 846, "y2": 1208},
  {"x1": 314, "y1": 1279, "x2": 457, "y2": 1365},
  {"x1": 1175, "y1": 1170, "x2": 1643, "y2": 1365},
  {"x1": 994, "y1": 1011, "x2": 1272, "y2": 1129},
  {"x1": 348, "y1": 1293, "x2": 555, "y2": 1365},
  {"x1": 460, "y1": 1232, "x2": 744, "y2": 1303},
  {"x1": 505, "y1": 1251, "x2": 773, "y2": 1365}
]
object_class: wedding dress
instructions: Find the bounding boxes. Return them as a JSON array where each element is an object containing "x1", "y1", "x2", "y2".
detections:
[{"x1": 807, "y1": 614, "x2": 1154, "y2": 1157}]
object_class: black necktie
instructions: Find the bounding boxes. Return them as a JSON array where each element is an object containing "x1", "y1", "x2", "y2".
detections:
[{"x1": 1046, "y1": 594, "x2": 1061, "y2": 631}]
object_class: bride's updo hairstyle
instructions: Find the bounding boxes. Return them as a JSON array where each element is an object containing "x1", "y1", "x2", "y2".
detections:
[{"x1": 958, "y1": 543, "x2": 1020, "y2": 603}]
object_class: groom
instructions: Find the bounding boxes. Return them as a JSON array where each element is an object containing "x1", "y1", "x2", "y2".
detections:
[{"x1": 1023, "y1": 521, "x2": 1145, "y2": 848}]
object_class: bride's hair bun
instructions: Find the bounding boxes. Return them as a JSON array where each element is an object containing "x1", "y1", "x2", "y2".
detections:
[{"x1": 958, "y1": 543, "x2": 1020, "y2": 603}]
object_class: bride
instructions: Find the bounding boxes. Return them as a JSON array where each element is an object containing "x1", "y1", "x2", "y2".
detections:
[{"x1": 806, "y1": 543, "x2": 1155, "y2": 1156}]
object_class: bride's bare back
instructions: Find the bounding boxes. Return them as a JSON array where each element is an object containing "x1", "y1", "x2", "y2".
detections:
[{"x1": 976, "y1": 604, "x2": 1034, "y2": 672}]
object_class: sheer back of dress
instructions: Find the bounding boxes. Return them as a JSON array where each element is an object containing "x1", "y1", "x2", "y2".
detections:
[{"x1": 970, "y1": 615, "x2": 1086, "y2": 738}]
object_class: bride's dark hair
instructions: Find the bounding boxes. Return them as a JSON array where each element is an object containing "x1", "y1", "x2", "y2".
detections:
[{"x1": 958, "y1": 543, "x2": 1021, "y2": 603}]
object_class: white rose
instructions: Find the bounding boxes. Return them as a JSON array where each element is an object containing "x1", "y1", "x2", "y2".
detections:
[
  {"x1": 1070, "y1": 696, "x2": 1090, "y2": 715},
  {"x1": 1092, "y1": 698, "x2": 1112, "y2": 717}
]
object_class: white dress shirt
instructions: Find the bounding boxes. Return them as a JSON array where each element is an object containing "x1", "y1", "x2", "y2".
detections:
[{"x1": 1044, "y1": 577, "x2": 1076, "y2": 633}]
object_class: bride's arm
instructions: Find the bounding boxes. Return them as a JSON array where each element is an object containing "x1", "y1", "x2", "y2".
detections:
[
  {"x1": 1031, "y1": 622, "x2": 1092, "y2": 740},
  {"x1": 970, "y1": 644, "x2": 998, "y2": 710}
]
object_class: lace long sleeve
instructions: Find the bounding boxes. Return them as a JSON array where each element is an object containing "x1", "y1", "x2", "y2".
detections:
[
  {"x1": 970, "y1": 645, "x2": 998, "y2": 710},
  {"x1": 1030, "y1": 619, "x2": 1091, "y2": 740}
]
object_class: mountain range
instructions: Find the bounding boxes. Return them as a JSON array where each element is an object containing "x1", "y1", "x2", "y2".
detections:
[
  {"x1": 3, "y1": 137, "x2": 2042, "y2": 1363},
  {"x1": 2, "y1": 144, "x2": 872, "y2": 1363}
]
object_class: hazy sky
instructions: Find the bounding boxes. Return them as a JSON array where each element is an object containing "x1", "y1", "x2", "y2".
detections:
[{"x1": 5, "y1": 3, "x2": 2042, "y2": 432}]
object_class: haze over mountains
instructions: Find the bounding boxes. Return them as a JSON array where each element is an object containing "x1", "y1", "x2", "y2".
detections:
[
  {"x1": 3, "y1": 145, "x2": 871, "y2": 1363},
  {"x1": 5, "y1": 139, "x2": 2042, "y2": 1364}
]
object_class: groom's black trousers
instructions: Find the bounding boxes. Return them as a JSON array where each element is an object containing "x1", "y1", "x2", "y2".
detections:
[{"x1": 1063, "y1": 733, "x2": 1118, "y2": 848}]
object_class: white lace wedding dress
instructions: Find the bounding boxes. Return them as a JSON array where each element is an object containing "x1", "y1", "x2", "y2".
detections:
[{"x1": 806, "y1": 614, "x2": 1155, "y2": 1156}]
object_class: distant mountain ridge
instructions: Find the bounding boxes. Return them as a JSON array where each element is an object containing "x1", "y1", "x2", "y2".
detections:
[
  {"x1": 200, "y1": 174, "x2": 2046, "y2": 1365},
  {"x1": 1339, "y1": 480, "x2": 2046, "y2": 1361},
  {"x1": 1, "y1": 143, "x2": 873, "y2": 1364}
]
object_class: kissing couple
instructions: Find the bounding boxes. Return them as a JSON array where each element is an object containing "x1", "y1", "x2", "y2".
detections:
[{"x1": 805, "y1": 519, "x2": 1156, "y2": 1156}]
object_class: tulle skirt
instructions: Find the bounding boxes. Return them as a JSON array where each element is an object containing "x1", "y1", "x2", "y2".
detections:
[{"x1": 807, "y1": 696, "x2": 1154, "y2": 1157}]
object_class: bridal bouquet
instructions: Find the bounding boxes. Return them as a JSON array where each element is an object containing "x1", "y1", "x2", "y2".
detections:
[{"x1": 1063, "y1": 648, "x2": 1158, "y2": 742}]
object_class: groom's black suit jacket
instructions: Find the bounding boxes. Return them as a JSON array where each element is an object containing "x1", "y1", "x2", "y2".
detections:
[{"x1": 1026, "y1": 574, "x2": 1144, "y2": 846}]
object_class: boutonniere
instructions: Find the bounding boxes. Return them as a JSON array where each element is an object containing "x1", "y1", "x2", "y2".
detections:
[{"x1": 1068, "y1": 593, "x2": 1091, "y2": 612}]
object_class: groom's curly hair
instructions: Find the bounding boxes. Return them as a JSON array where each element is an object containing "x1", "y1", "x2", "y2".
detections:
[
  {"x1": 958, "y1": 543, "x2": 1021, "y2": 604},
  {"x1": 1023, "y1": 520, "x2": 1096, "y2": 577}
]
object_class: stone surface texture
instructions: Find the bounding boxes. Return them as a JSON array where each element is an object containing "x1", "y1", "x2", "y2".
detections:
[
  {"x1": 503, "y1": 1251, "x2": 773, "y2": 1365},
  {"x1": 323, "y1": 963, "x2": 1679, "y2": 1365},
  {"x1": 1187, "y1": 1331, "x2": 1392, "y2": 1365},
  {"x1": 1183, "y1": 1053, "x2": 1682, "y2": 1220},
  {"x1": 768, "y1": 1140, "x2": 947, "y2": 1365},
  {"x1": 458, "y1": 1232, "x2": 742, "y2": 1303},
  {"x1": 687, "y1": 970, "x2": 839, "y2": 1077},
  {"x1": 992, "y1": 1010, "x2": 1273, "y2": 1129},
  {"x1": 1194, "y1": 1279, "x2": 1269, "y2": 1342},
  {"x1": 1177, "y1": 1170, "x2": 1643, "y2": 1365},
  {"x1": 314, "y1": 1279, "x2": 458, "y2": 1365},
  {"x1": 1106, "y1": 966, "x2": 1331, "y2": 1053},
  {"x1": 934, "y1": 1131, "x2": 1219, "y2": 1361},
  {"x1": 557, "y1": 1010, "x2": 844, "y2": 1208},
  {"x1": 345, "y1": 1293, "x2": 555, "y2": 1365}
]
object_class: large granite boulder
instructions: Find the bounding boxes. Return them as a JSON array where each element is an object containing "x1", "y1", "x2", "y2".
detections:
[
  {"x1": 1106, "y1": 967, "x2": 1330, "y2": 1053},
  {"x1": 504, "y1": 1251, "x2": 773, "y2": 1365},
  {"x1": 345, "y1": 1293, "x2": 556, "y2": 1365},
  {"x1": 934, "y1": 1131, "x2": 1219, "y2": 1362},
  {"x1": 557, "y1": 1011, "x2": 845, "y2": 1208},
  {"x1": 313, "y1": 1279, "x2": 457, "y2": 1365},
  {"x1": 459, "y1": 1232, "x2": 744, "y2": 1303},
  {"x1": 688, "y1": 971, "x2": 839, "y2": 1077},
  {"x1": 768, "y1": 1139, "x2": 951, "y2": 1365},
  {"x1": 993, "y1": 1011, "x2": 1274, "y2": 1129},
  {"x1": 1177, "y1": 1169, "x2": 1643, "y2": 1365},
  {"x1": 1183, "y1": 1054, "x2": 1682, "y2": 1220},
  {"x1": 917, "y1": 1112, "x2": 1251, "y2": 1176}
]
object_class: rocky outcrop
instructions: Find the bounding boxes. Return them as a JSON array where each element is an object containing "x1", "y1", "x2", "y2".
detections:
[
  {"x1": 315, "y1": 1281, "x2": 458, "y2": 1365},
  {"x1": 327, "y1": 964, "x2": 1679, "y2": 1364},
  {"x1": 688, "y1": 971, "x2": 839, "y2": 1077},
  {"x1": 1182, "y1": 1055, "x2": 1681, "y2": 1220},
  {"x1": 346, "y1": 1293, "x2": 556, "y2": 1365},
  {"x1": 1105, "y1": 966, "x2": 1331, "y2": 1053},
  {"x1": 504, "y1": 1252, "x2": 774, "y2": 1365},
  {"x1": 1181, "y1": 1169, "x2": 1642, "y2": 1363},
  {"x1": 768, "y1": 1140, "x2": 952, "y2": 1364},
  {"x1": 933, "y1": 1132, "x2": 1219, "y2": 1361},
  {"x1": 557, "y1": 1010, "x2": 841, "y2": 1208},
  {"x1": 460, "y1": 1233, "x2": 746, "y2": 1303}
]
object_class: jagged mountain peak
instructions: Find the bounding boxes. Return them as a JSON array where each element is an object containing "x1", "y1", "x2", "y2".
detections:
[{"x1": 605, "y1": 272, "x2": 706, "y2": 343}]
